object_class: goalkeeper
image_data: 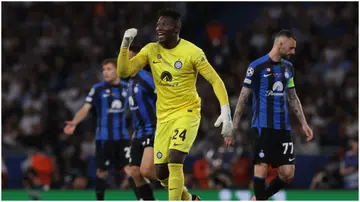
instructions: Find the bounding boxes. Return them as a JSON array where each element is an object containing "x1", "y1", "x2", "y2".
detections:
[{"x1": 117, "y1": 8, "x2": 233, "y2": 200}]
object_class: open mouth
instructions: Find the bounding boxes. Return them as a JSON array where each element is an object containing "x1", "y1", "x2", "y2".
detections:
[{"x1": 157, "y1": 32, "x2": 165, "y2": 38}]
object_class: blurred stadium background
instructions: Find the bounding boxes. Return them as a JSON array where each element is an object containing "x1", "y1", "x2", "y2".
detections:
[{"x1": 2, "y1": 1, "x2": 358, "y2": 200}]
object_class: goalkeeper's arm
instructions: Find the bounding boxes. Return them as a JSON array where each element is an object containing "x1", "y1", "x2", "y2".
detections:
[
  {"x1": 117, "y1": 28, "x2": 148, "y2": 77},
  {"x1": 196, "y1": 61, "x2": 233, "y2": 137}
]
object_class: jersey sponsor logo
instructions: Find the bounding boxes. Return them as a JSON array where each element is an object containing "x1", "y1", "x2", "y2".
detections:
[
  {"x1": 160, "y1": 71, "x2": 172, "y2": 82},
  {"x1": 246, "y1": 67, "x2": 254, "y2": 76},
  {"x1": 266, "y1": 81, "x2": 284, "y2": 96},
  {"x1": 108, "y1": 100, "x2": 124, "y2": 113},
  {"x1": 174, "y1": 59, "x2": 183, "y2": 69},
  {"x1": 244, "y1": 78, "x2": 252, "y2": 84}
]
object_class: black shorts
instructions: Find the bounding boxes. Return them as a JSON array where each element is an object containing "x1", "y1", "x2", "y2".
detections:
[
  {"x1": 253, "y1": 128, "x2": 295, "y2": 168},
  {"x1": 130, "y1": 135, "x2": 154, "y2": 167},
  {"x1": 96, "y1": 140, "x2": 131, "y2": 170}
]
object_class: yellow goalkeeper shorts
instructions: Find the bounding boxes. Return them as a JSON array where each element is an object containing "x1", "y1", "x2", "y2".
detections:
[{"x1": 154, "y1": 115, "x2": 200, "y2": 164}]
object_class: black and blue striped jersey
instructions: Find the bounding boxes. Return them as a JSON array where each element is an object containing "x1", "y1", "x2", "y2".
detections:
[
  {"x1": 85, "y1": 80, "x2": 130, "y2": 140},
  {"x1": 128, "y1": 70, "x2": 157, "y2": 139},
  {"x1": 243, "y1": 54, "x2": 295, "y2": 131}
]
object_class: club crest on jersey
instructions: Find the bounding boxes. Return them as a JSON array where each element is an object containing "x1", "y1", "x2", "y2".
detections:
[
  {"x1": 134, "y1": 85, "x2": 139, "y2": 93},
  {"x1": 266, "y1": 68, "x2": 271, "y2": 72},
  {"x1": 284, "y1": 71, "x2": 289, "y2": 79},
  {"x1": 174, "y1": 59, "x2": 183, "y2": 69},
  {"x1": 247, "y1": 67, "x2": 254, "y2": 76},
  {"x1": 122, "y1": 90, "x2": 127, "y2": 97},
  {"x1": 106, "y1": 89, "x2": 110, "y2": 93},
  {"x1": 259, "y1": 150, "x2": 265, "y2": 158}
]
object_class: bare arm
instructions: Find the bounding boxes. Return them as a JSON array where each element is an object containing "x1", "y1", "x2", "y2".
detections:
[
  {"x1": 233, "y1": 87, "x2": 252, "y2": 130},
  {"x1": 287, "y1": 88, "x2": 307, "y2": 125},
  {"x1": 72, "y1": 103, "x2": 92, "y2": 125}
]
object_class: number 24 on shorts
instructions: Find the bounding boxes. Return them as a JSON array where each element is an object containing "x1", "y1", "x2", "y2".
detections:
[{"x1": 172, "y1": 129, "x2": 187, "y2": 141}]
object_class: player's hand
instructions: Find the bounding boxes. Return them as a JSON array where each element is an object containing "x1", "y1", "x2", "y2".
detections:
[
  {"x1": 224, "y1": 128, "x2": 237, "y2": 147},
  {"x1": 214, "y1": 105, "x2": 233, "y2": 139},
  {"x1": 121, "y1": 28, "x2": 138, "y2": 48},
  {"x1": 63, "y1": 121, "x2": 76, "y2": 135},
  {"x1": 302, "y1": 123, "x2": 313, "y2": 142}
]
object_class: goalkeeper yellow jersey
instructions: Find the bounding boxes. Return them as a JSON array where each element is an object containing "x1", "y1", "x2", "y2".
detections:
[{"x1": 118, "y1": 39, "x2": 229, "y2": 123}]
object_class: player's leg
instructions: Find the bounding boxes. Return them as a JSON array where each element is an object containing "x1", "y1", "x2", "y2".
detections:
[
  {"x1": 154, "y1": 120, "x2": 198, "y2": 201},
  {"x1": 128, "y1": 138, "x2": 145, "y2": 200},
  {"x1": 96, "y1": 169, "x2": 108, "y2": 200},
  {"x1": 264, "y1": 164, "x2": 294, "y2": 200},
  {"x1": 95, "y1": 140, "x2": 110, "y2": 200},
  {"x1": 252, "y1": 128, "x2": 271, "y2": 200},
  {"x1": 167, "y1": 116, "x2": 201, "y2": 201},
  {"x1": 133, "y1": 137, "x2": 156, "y2": 200},
  {"x1": 154, "y1": 121, "x2": 172, "y2": 192},
  {"x1": 264, "y1": 129, "x2": 295, "y2": 200},
  {"x1": 253, "y1": 163, "x2": 269, "y2": 200},
  {"x1": 140, "y1": 136, "x2": 157, "y2": 180}
]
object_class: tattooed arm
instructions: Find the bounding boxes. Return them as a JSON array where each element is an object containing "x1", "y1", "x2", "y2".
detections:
[
  {"x1": 233, "y1": 87, "x2": 252, "y2": 131},
  {"x1": 287, "y1": 88, "x2": 307, "y2": 125},
  {"x1": 287, "y1": 88, "x2": 313, "y2": 141},
  {"x1": 225, "y1": 86, "x2": 252, "y2": 147}
]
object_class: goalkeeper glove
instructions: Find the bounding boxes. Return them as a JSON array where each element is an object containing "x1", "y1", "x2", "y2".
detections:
[
  {"x1": 214, "y1": 105, "x2": 233, "y2": 138},
  {"x1": 121, "y1": 28, "x2": 138, "y2": 48}
]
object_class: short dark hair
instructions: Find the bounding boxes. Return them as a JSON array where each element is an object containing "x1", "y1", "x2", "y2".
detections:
[
  {"x1": 276, "y1": 29, "x2": 296, "y2": 40},
  {"x1": 158, "y1": 8, "x2": 181, "y2": 23},
  {"x1": 130, "y1": 44, "x2": 142, "y2": 53},
  {"x1": 102, "y1": 58, "x2": 117, "y2": 66}
]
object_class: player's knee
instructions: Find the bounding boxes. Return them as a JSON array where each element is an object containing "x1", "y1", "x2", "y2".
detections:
[
  {"x1": 279, "y1": 168, "x2": 294, "y2": 183},
  {"x1": 155, "y1": 164, "x2": 169, "y2": 180},
  {"x1": 168, "y1": 149, "x2": 187, "y2": 164},
  {"x1": 254, "y1": 163, "x2": 269, "y2": 178},
  {"x1": 140, "y1": 166, "x2": 153, "y2": 179},
  {"x1": 96, "y1": 169, "x2": 108, "y2": 179},
  {"x1": 130, "y1": 166, "x2": 141, "y2": 178}
]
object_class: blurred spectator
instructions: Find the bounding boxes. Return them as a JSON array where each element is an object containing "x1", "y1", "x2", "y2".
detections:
[
  {"x1": 340, "y1": 138, "x2": 358, "y2": 189},
  {"x1": 193, "y1": 157, "x2": 210, "y2": 189},
  {"x1": 2, "y1": 159, "x2": 8, "y2": 187}
]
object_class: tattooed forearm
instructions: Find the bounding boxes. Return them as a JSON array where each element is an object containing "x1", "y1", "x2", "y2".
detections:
[
  {"x1": 233, "y1": 87, "x2": 252, "y2": 129},
  {"x1": 287, "y1": 88, "x2": 307, "y2": 125}
]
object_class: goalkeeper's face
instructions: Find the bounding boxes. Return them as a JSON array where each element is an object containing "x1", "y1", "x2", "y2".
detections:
[
  {"x1": 102, "y1": 63, "x2": 117, "y2": 83},
  {"x1": 156, "y1": 16, "x2": 178, "y2": 43}
]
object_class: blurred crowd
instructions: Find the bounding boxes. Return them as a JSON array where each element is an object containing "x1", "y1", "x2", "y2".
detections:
[{"x1": 2, "y1": 2, "x2": 358, "y2": 190}]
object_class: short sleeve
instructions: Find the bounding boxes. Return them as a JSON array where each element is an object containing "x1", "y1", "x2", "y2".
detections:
[
  {"x1": 85, "y1": 86, "x2": 97, "y2": 106},
  {"x1": 287, "y1": 66, "x2": 295, "y2": 89},
  {"x1": 242, "y1": 66, "x2": 256, "y2": 89}
]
